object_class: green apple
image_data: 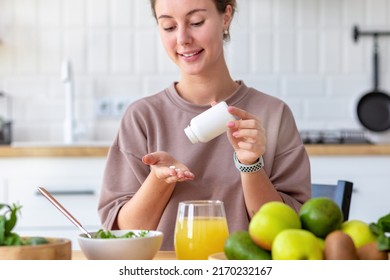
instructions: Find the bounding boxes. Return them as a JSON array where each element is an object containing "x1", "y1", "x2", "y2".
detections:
[
  {"x1": 249, "y1": 201, "x2": 301, "y2": 251},
  {"x1": 272, "y1": 229, "x2": 324, "y2": 260},
  {"x1": 341, "y1": 220, "x2": 377, "y2": 248}
]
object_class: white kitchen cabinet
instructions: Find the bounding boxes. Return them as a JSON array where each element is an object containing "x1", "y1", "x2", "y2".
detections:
[
  {"x1": 0, "y1": 157, "x2": 106, "y2": 249},
  {"x1": 310, "y1": 156, "x2": 390, "y2": 224}
]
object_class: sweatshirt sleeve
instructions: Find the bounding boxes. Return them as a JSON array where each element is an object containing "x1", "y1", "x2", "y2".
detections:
[
  {"x1": 266, "y1": 103, "x2": 311, "y2": 212},
  {"x1": 97, "y1": 105, "x2": 151, "y2": 230}
]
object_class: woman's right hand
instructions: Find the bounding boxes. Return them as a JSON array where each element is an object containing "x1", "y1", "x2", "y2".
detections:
[{"x1": 142, "y1": 151, "x2": 195, "y2": 184}]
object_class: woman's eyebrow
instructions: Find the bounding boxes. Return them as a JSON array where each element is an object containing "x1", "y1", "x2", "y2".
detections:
[{"x1": 158, "y1": 8, "x2": 207, "y2": 20}]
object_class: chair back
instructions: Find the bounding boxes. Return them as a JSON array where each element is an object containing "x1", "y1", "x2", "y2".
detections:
[{"x1": 311, "y1": 180, "x2": 353, "y2": 221}]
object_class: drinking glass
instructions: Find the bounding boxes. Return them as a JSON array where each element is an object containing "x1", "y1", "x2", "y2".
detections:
[{"x1": 174, "y1": 200, "x2": 229, "y2": 260}]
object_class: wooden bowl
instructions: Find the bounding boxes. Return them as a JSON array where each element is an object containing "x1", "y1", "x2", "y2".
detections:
[{"x1": 0, "y1": 237, "x2": 71, "y2": 260}]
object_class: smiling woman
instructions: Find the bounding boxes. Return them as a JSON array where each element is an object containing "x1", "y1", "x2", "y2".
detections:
[
  {"x1": 150, "y1": 0, "x2": 236, "y2": 42},
  {"x1": 97, "y1": 0, "x2": 311, "y2": 252},
  {"x1": 152, "y1": 0, "x2": 235, "y2": 84}
]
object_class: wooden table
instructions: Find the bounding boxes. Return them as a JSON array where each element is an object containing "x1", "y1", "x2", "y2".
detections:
[{"x1": 72, "y1": 250, "x2": 176, "y2": 260}]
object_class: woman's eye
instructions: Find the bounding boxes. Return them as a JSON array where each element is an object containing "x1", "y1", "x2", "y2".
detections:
[
  {"x1": 163, "y1": 26, "x2": 176, "y2": 32},
  {"x1": 191, "y1": 21, "x2": 204, "y2": 27}
]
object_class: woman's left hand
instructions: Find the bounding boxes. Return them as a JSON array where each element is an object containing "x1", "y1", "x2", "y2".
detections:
[
  {"x1": 142, "y1": 151, "x2": 195, "y2": 184},
  {"x1": 226, "y1": 106, "x2": 266, "y2": 165}
]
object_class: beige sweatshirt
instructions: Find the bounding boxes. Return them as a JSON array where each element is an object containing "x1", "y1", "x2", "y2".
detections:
[{"x1": 97, "y1": 81, "x2": 311, "y2": 250}]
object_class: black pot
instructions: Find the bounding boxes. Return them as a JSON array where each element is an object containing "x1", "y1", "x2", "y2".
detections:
[{"x1": 356, "y1": 35, "x2": 390, "y2": 132}]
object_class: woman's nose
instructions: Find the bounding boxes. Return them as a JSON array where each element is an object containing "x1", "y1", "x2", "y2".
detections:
[{"x1": 177, "y1": 27, "x2": 192, "y2": 45}]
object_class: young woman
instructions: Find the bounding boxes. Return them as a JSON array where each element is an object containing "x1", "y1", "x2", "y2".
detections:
[{"x1": 98, "y1": 0, "x2": 311, "y2": 250}]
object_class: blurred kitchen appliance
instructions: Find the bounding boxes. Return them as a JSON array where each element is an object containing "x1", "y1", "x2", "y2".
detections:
[
  {"x1": 353, "y1": 25, "x2": 390, "y2": 132},
  {"x1": 300, "y1": 129, "x2": 371, "y2": 144},
  {"x1": 0, "y1": 91, "x2": 12, "y2": 145}
]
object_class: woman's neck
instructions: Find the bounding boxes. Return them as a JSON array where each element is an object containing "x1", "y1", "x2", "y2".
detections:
[{"x1": 176, "y1": 72, "x2": 239, "y2": 105}]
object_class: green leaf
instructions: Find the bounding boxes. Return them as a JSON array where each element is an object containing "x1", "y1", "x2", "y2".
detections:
[
  {"x1": 93, "y1": 229, "x2": 117, "y2": 239},
  {"x1": 0, "y1": 216, "x2": 5, "y2": 245},
  {"x1": 92, "y1": 229, "x2": 150, "y2": 239},
  {"x1": 135, "y1": 230, "x2": 149, "y2": 238},
  {"x1": 1, "y1": 203, "x2": 24, "y2": 246},
  {"x1": 370, "y1": 212, "x2": 390, "y2": 252},
  {"x1": 120, "y1": 231, "x2": 138, "y2": 238},
  {"x1": 369, "y1": 222, "x2": 382, "y2": 236},
  {"x1": 4, "y1": 203, "x2": 22, "y2": 233},
  {"x1": 3, "y1": 232, "x2": 23, "y2": 246},
  {"x1": 377, "y1": 233, "x2": 390, "y2": 251},
  {"x1": 377, "y1": 213, "x2": 390, "y2": 232}
]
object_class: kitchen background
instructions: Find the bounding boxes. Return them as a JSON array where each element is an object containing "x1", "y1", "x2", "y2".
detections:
[
  {"x1": 1, "y1": 0, "x2": 390, "y2": 144},
  {"x1": 1, "y1": 0, "x2": 390, "y2": 250}
]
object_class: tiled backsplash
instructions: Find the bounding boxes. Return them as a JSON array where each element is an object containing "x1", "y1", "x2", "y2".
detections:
[{"x1": 0, "y1": 0, "x2": 390, "y2": 143}]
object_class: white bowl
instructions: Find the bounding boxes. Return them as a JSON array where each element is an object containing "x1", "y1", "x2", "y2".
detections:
[{"x1": 78, "y1": 230, "x2": 163, "y2": 260}]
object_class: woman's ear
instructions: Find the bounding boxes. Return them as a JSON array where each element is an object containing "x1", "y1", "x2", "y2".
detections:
[{"x1": 223, "y1": 5, "x2": 233, "y2": 29}]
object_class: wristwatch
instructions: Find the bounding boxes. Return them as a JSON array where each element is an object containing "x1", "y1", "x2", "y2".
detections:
[{"x1": 233, "y1": 152, "x2": 264, "y2": 173}]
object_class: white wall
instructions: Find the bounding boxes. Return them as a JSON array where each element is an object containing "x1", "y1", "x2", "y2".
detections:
[{"x1": 0, "y1": 0, "x2": 390, "y2": 142}]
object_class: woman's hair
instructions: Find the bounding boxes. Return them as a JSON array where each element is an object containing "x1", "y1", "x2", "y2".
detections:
[{"x1": 149, "y1": 0, "x2": 237, "y2": 41}]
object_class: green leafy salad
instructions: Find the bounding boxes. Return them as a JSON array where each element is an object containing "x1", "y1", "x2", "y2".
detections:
[
  {"x1": 369, "y1": 212, "x2": 390, "y2": 251},
  {"x1": 92, "y1": 229, "x2": 150, "y2": 239},
  {"x1": 0, "y1": 203, "x2": 49, "y2": 246}
]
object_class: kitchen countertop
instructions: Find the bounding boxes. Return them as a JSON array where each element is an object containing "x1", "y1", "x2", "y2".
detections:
[
  {"x1": 304, "y1": 144, "x2": 390, "y2": 155},
  {"x1": 0, "y1": 145, "x2": 109, "y2": 157},
  {"x1": 2, "y1": 144, "x2": 390, "y2": 157},
  {"x1": 72, "y1": 250, "x2": 177, "y2": 260}
]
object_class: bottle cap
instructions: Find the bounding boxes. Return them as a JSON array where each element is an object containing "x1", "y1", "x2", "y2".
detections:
[{"x1": 184, "y1": 126, "x2": 199, "y2": 144}]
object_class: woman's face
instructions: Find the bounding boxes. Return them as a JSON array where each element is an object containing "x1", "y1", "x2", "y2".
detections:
[{"x1": 154, "y1": 0, "x2": 232, "y2": 76}]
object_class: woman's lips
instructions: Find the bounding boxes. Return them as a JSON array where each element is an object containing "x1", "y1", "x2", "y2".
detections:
[{"x1": 178, "y1": 49, "x2": 204, "y2": 61}]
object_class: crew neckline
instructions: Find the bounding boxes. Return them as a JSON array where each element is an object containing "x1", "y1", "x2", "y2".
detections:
[{"x1": 165, "y1": 80, "x2": 249, "y2": 113}]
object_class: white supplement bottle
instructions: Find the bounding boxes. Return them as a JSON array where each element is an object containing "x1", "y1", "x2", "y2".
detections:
[{"x1": 184, "y1": 101, "x2": 236, "y2": 144}]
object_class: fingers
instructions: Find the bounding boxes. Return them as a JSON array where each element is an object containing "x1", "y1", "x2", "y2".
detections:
[
  {"x1": 227, "y1": 106, "x2": 259, "y2": 131},
  {"x1": 228, "y1": 105, "x2": 252, "y2": 120},
  {"x1": 226, "y1": 106, "x2": 266, "y2": 163},
  {"x1": 142, "y1": 151, "x2": 170, "y2": 165},
  {"x1": 168, "y1": 165, "x2": 194, "y2": 180},
  {"x1": 228, "y1": 119, "x2": 259, "y2": 132},
  {"x1": 164, "y1": 165, "x2": 195, "y2": 183},
  {"x1": 143, "y1": 154, "x2": 195, "y2": 183},
  {"x1": 231, "y1": 124, "x2": 265, "y2": 140},
  {"x1": 142, "y1": 153, "x2": 157, "y2": 165}
]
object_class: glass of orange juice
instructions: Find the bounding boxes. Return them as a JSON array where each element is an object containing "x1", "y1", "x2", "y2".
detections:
[{"x1": 174, "y1": 200, "x2": 229, "y2": 260}]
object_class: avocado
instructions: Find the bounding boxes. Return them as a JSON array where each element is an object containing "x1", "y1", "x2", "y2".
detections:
[{"x1": 224, "y1": 230, "x2": 272, "y2": 260}]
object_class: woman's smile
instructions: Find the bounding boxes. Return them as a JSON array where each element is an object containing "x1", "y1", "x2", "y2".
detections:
[{"x1": 178, "y1": 49, "x2": 204, "y2": 61}]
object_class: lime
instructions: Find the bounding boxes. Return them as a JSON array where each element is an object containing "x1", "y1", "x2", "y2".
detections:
[{"x1": 299, "y1": 197, "x2": 343, "y2": 238}]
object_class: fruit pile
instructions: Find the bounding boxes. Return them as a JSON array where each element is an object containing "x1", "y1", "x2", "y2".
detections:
[{"x1": 224, "y1": 198, "x2": 390, "y2": 260}]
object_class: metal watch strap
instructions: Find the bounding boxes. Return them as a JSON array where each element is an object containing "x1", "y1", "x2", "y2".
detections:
[{"x1": 233, "y1": 152, "x2": 264, "y2": 173}]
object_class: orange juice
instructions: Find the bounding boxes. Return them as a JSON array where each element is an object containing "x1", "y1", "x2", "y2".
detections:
[{"x1": 174, "y1": 216, "x2": 229, "y2": 260}]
